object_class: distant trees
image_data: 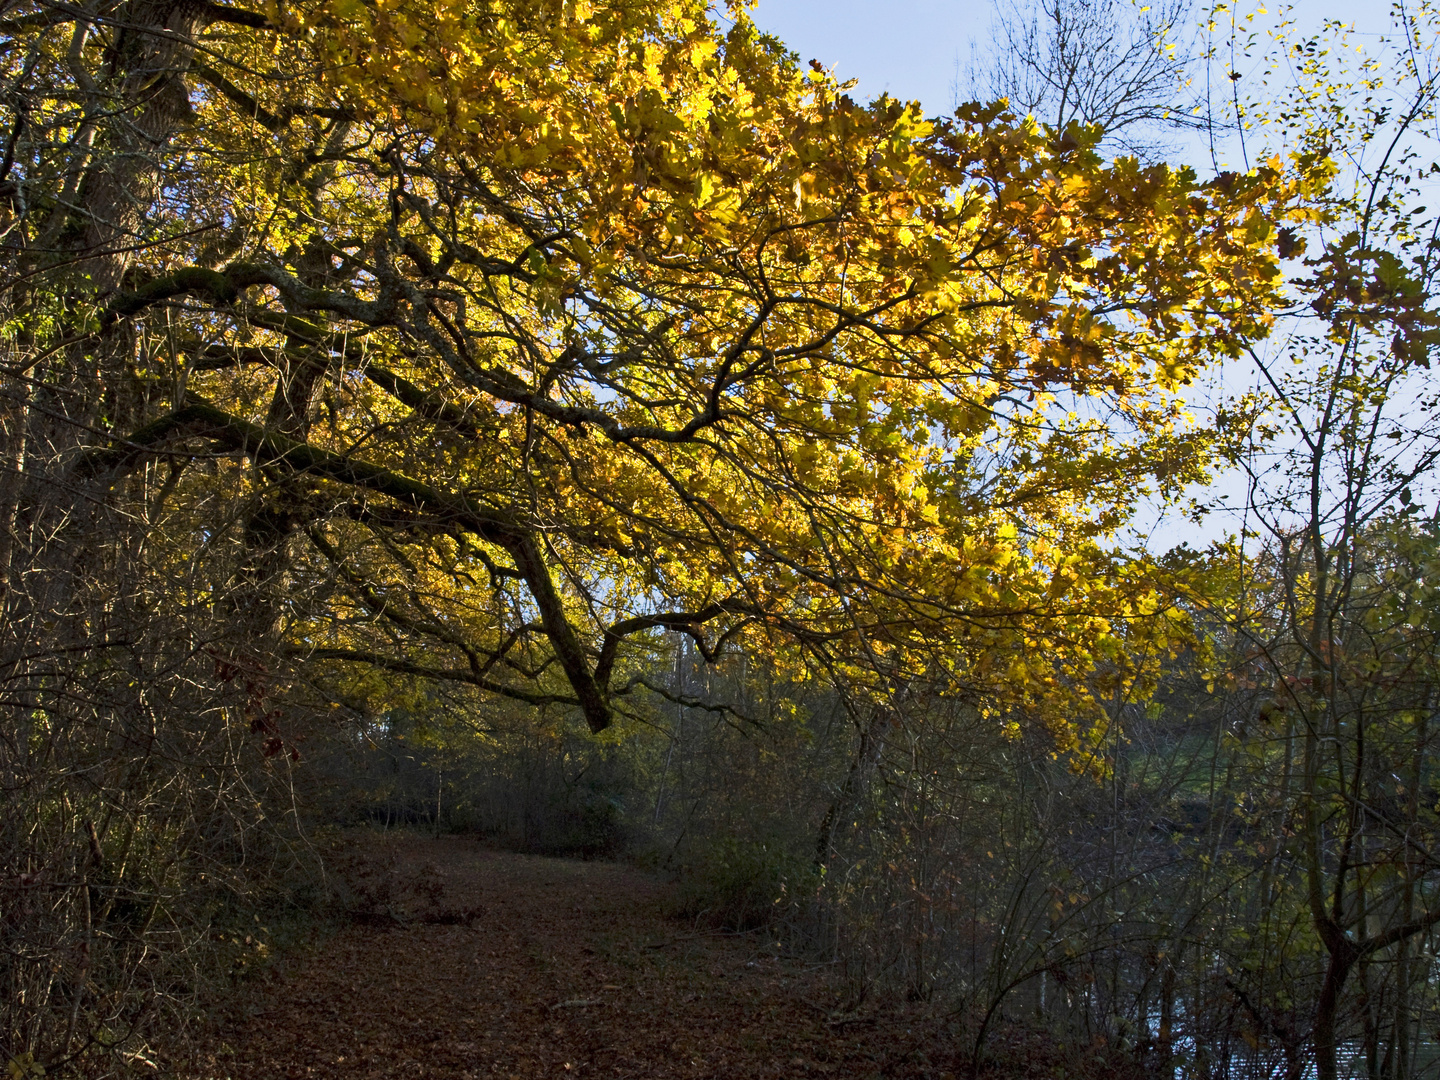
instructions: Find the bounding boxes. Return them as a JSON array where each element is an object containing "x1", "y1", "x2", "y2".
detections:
[
  {"x1": 956, "y1": 3, "x2": 1440, "y2": 1076},
  {"x1": 1205, "y1": 10, "x2": 1440, "y2": 1076},
  {"x1": 965, "y1": 0, "x2": 1202, "y2": 156}
]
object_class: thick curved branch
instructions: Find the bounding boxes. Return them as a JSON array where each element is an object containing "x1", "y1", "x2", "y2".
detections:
[
  {"x1": 288, "y1": 647, "x2": 577, "y2": 709},
  {"x1": 70, "y1": 400, "x2": 516, "y2": 542},
  {"x1": 102, "y1": 266, "x2": 238, "y2": 325},
  {"x1": 363, "y1": 364, "x2": 492, "y2": 438},
  {"x1": 203, "y1": 3, "x2": 272, "y2": 28},
  {"x1": 191, "y1": 61, "x2": 283, "y2": 131},
  {"x1": 71, "y1": 400, "x2": 617, "y2": 730},
  {"x1": 103, "y1": 259, "x2": 400, "y2": 327},
  {"x1": 595, "y1": 603, "x2": 754, "y2": 687}
]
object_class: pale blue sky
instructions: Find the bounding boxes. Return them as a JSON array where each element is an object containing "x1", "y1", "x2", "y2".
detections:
[
  {"x1": 745, "y1": 1, "x2": 1426, "y2": 548},
  {"x1": 749, "y1": 1, "x2": 1398, "y2": 119}
]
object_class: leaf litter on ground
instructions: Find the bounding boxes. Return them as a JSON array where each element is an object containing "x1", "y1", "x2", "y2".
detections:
[{"x1": 175, "y1": 834, "x2": 968, "y2": 1080}]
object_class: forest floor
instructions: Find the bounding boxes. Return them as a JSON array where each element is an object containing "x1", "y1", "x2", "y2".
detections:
[{"x1": 179, "y1": 834, "x2": 969, "y2": 1080}]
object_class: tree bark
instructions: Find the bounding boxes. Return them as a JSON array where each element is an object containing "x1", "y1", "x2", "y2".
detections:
[
  {"x1": 1314, "y1": 933, "x2": 1357, "y2": 1080},
  {"x1": 75, "y1": 0, "x2": 208, "y2": 292},
  {"x1": 814, "y1": 701, "x2": 893, "y2": 866}
]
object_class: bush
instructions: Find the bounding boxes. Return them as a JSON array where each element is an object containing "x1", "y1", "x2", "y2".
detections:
[{"x1": 676, "y1": 837, "x2": 819, "y2": 931}]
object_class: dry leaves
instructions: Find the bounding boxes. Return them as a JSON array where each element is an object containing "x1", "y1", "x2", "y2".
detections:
[{"x1": 179, "y1": 835, "x2": 964, "y2": 1079}]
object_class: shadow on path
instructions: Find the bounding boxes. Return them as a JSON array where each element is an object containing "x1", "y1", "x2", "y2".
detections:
[{"x1": 183, "y1": 836, "x2": 961, "y2": 1080}]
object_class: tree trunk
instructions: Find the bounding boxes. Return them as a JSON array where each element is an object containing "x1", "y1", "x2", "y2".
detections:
[
  {"x1": 1157, "y1": 959, "x2": 1175, "y2": 1078},
  {"x1": 814, "y1": 701, "x2": 893, "y2": 866},
  {"x1": 1314, "y1": 940, "x2": 1357, "y2": 1080},
  {"x1": 75, "y1": 0, "x2": 208, "y2": 292}
]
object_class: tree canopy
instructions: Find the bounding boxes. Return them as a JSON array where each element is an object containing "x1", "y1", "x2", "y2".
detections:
[{"x1": 2, "y1": 0, "x2": 1313, "y2": 749}]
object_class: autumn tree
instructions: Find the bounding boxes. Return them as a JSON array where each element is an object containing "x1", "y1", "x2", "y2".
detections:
[
  {"x1": 0, "y1": 0, "x2": 1312, "y2": 1065},
  {"x1": 80, "y1": 0, "x2": 1307, "y2": 725}
]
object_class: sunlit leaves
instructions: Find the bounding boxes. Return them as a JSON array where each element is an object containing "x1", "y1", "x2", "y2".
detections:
[{"x1": 2, "y1": 0, "x2": 1320, "y2": 748}]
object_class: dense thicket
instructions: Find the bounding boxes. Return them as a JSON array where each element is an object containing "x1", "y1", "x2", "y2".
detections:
[{"x1": 1, "y1": 0, "x2": 1438, "y2": 1074}]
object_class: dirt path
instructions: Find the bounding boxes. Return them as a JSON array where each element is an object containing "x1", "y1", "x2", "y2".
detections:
[{"x1": 184, "y1": 836, "x2": 960, "y2": 1080}]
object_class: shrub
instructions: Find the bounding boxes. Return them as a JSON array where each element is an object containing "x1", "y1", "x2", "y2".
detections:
[{"x1": 676, "y1": 837, "x2": 819, "y2": 931}]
